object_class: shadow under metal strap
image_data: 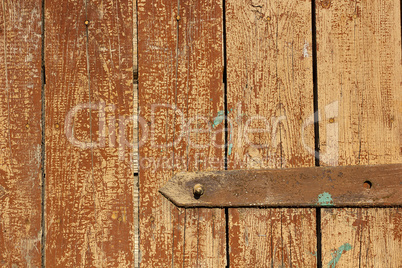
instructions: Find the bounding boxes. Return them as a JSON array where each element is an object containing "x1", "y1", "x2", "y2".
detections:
[{"x1": 159, "y1": 164, "x2": 402, "y2": 208}]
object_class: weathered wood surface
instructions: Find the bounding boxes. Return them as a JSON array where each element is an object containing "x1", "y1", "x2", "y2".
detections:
[
  {"x1": 0, "y1": 0, "x2": 42, "y2": 266},
  {"x1": 322, "y1": 208, "x2": 401, "y2": 267},
  {"x1": 45, "y1": 0, "x2": 135, "y2": 266},
  {"x1": 317, "y1": 0, "x2": 401, "y2": 266},
  {"x1": 0, "y1": 0, "x2": 400, "y2": 266},
  {"x1": 225, "y1": 0, "x2": 317, "y2": 266},
  {"x1": 138, "y1": 0, "x2": 226, "y2": 266}
]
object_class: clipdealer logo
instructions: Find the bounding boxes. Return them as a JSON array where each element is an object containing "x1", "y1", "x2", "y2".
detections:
[{"x1": 64, "y1": 101, "x2": 339, "y2": 167}]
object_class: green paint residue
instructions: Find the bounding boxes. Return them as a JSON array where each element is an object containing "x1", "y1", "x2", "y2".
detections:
[
  {"x1": 212, "y1": 110, "x2": 225, "y2": 128},
  {"x1": 212, "y1": 109, "x2": 233, "y2": 129},
  {"x1": 228, "y1": 143, "x2": 233, "y2": 155},
  {"x1": 227, "y1": 133, "x2": 233, "y2": 155},
  {"x1": 317, "y1": 192, "x2": 334, "y2": 206},
  {"x1": 327, "y1": 243, "x2": 352, "y2": 268},
  {"x1": 310, "y1": 251, "x2": 317, "y2": 257}
]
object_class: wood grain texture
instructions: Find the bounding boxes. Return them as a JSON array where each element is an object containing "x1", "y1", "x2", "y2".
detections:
[
  {"x1": 178, "y1": 1, "x2": 226, "y2": 266},
  {"x1": 45, "y1": 0, "x2": 135, "y2": 266},
  {"x1": 0, "y1": 0, "x2": 42, "y2": 266},
  {"x1": 226, "y1": 0, "x2": 317, "y2": 266},
  {"x1": 322, "y1": 208, "x2": 401, "y2": 267},
  {"x1": 138, "y1": 0, "x2": 226, "y2": 266},
  {"x1": 316, "y1": 0, "x2": 401, "y2": 266}
]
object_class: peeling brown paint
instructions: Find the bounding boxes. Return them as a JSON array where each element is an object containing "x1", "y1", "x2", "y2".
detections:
[
  {"x1": 138, "y1": 0, "x2": 226, "y2": 266},
  {"x1": 318, "y1": 0, "x2": 402, "y2": 266},
  {"x1": 45, "y1": 0, "x2": 135, "y2": 266},
  {"x1": 226, "y1": 0, "x2": 316, "y2": 266},
  {"x1": 0, "y1": 0, "x2": 42, "y2": 266}
]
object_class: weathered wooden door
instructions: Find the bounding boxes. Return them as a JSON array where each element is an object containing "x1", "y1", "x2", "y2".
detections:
[
  {"x1": 139, "y1": 0, "x2": 401, "y2": 266},
  {"x1": 0, "y1": 0, "x2": 400, "y2": 267}
]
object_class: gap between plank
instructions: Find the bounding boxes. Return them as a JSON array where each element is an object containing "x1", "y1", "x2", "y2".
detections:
[
  {"x1": 40, "y1": 0, "x2": 46, "y2": 266},
  {"x1": 222, "y1": 0, "x2": 230, "y2": 267},
  {"x1": 311, "y1": 0, "x2": 322, "y2": 267}
]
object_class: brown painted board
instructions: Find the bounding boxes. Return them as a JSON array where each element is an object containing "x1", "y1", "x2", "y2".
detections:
[
  {"x1": 45, "y1": 0, "x2": 135, "y2": 266},
  {"x1": 316, "y1": 0, "x2": 401, "y2": 266},
  {"x1": 138, "y1": 0, "x2": 226, "y2": 266},
  {"x1": 0, "y1": 1, "x2": 42, "y2": 267},
  {"x1": 177, "y1": 1, "x2": 227, "y2": 266},
  {"x1": 226, "y1": 0, "x2": 317, "y2": 266}
]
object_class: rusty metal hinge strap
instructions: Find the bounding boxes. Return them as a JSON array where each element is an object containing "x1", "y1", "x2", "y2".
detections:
[{"x1": 159, "y1": 164, "x2": 402, "y2": 208}]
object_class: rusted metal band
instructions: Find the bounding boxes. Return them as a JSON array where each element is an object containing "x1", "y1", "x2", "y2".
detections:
[{"x1": 159, "y1": 164, "x2": 402, "y2": 208}]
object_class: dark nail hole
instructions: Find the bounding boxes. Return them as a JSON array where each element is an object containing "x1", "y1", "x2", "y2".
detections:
[
  {"x1": 194, "y1": 193, "x2": 202, "y2": 200},
  {"x1": 363, "y1": 180, "x2": 372, "y2": 189}
]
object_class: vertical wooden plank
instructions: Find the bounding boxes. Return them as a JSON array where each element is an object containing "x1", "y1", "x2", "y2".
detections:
[
  {"x1": 138, "y1": 0, "x2": 226, "y2": 266},
  {"x1": 138, "y1": 1, "x2": 179, "y2": 266},
  {"x1": 226, "y1": 0, "x2": 317, "y2": 266},
  {"x1": 0, "y1": 0, "x2": 42, "y2": 266},
  {"x1": 45, "y1": 0, "x2": 134, "y2": 266},
  {"x1": 178, "y1": 1, "x2": 226, "y2": 266},
  {"x1": 87, "y1": 0, "x2": 135, "y2": 266},
  {"x1": 317, "y1": 0, "x2": 401, "y2": 266},
  {"x1": 138, "y1": 1, "x2": 179, "y2": 265}
]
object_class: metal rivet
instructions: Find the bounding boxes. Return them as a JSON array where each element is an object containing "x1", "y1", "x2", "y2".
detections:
[
  {"x1": 25, "y1": 123, "x2": 30, "y2": 129},
  {"x1": 176, "y1": 15, "x2": 181, "y2": 21},
  {"x1": 84, "y1": 20, "x2": 90, "y2": 26},
  {"x1": 266, "y1": 16, "x2": 271, "y2": 22},
  {"x1": 55, "y1": 123, "x2": 59, "y2": 129},
  {"x1": 329, "y1": 117, "x2": 335, "y2": 123},
  {"x1": 353, "y1": 14, "x2": 357, "y2": 19},
  {"x1": 193, "y1": 184, "x2": 204, "y2": 198}
]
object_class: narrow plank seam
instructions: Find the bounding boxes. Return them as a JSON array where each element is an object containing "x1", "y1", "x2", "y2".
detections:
[
  {"x1": 173, "y1": 1, "x2": 181, "y2": 267},
  {"x1": 84, "y1": 0, "x2": 98, "y2": 252},
  {"x1": 40, "y1": 0, "x2": 46, "y2": 266},
  {"x1": 311, "y1": 0, "x2": 322, "y2": 267},
  {"x1": 222, "y1": 0, "x2": 230, "y2": 267},
  {"x1": 133, "y1": 1, "x2": 140, "y2": 267}
]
